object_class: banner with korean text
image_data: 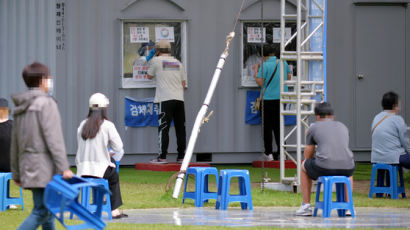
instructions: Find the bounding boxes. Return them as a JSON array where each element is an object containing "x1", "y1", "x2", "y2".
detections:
[
  {"x1": 124, "y1": 97, "x2": 159, "y2": 127},
  {"x1": 245, "y1": 91, "x2": 296, "y2": 126}
]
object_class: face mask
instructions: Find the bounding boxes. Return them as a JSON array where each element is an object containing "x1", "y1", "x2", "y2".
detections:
[{"x1": 47, "y1": 78, "x2": 54, "y2": 96}]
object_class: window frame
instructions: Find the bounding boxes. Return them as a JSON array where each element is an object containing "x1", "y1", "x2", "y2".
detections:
[
  {"x1": 240, "y1": 20, "x2": 297, "y2": 88},
  {"x1": 120, "y1": 19, "x2": 188, "y2": 89}
]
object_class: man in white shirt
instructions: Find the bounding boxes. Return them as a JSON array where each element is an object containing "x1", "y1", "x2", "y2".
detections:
[{"x1": 147, "y1": 40, "x2": 187, "y2": 164}]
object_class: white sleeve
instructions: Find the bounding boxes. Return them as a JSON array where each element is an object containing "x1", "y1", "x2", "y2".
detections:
[{"x1": 107, "y1": 122, "x2": 124, "y2": 161}]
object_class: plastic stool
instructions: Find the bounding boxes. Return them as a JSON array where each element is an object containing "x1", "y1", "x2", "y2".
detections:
[
  {"x1": 182, "y1": 167, "x2": 218, "y2": 207},
  {"x1": 313, "y1": 176, "x2": 355, "y2": 218},
  {"x1": 369, "y1": 163, "x2": 406, "y2": 199},
  {"x1": 0, "y1": 172, "x2": 24, "y2": 211},
  {"x1": 215, "y1": 169, "x2": 253, "y2": 210},
  {"x1": 44, "y1": 175, "x2": 110, "y2": 230},
  {"x1": 115, "y1": 161, "x2": 120, "y2": 173},
  {"x1": 80, "y1": 178, "x2": 112, "y2": 219}
]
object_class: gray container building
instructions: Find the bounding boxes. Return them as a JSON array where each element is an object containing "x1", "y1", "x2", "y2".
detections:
[{"x1": 0, "y1": 0, "x2": 409, "y2": 165}]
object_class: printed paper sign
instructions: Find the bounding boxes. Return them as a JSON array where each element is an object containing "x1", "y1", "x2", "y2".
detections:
[
  {"x1": 247, "y1": 27, "x2": 266, "y2": 43},
  {"x1": 155, "y1": 27, "x2": 175, "y2": 42},
  {"x1": 273, "y1": 27, "x2": 292, "y2": 43},
  {"x1": 132, "y1": 58, "x2": 151, "y2": 81},
  {"x1": 130, "y1": 27, "x2": 149, "y2": 43}
]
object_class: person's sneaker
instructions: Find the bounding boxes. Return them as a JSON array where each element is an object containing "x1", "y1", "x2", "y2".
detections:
[
  {"x1": 260, "y1": 154, "x2": 274, "y2": 161},
  {"x1": 345, "y1": 209, "x2": 356, "y2": 216},
  {"x1": 176, "y1": 158, "x2": 183, "y2": 164},
  {"x1": 295, "y1": 203, "x2": 313, "y2": 216},
  {"x1": 150, "y1": 158, "x2": 167, "y2": 164},
  {"x1": 9, "y1": 205, "x2": 18, "y2": 209}
]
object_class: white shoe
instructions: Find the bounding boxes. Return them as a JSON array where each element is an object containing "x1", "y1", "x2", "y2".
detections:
[
  {"x1": 9, "y1": 205, "x2": 18, "y2": 209},
  {"x1": 345, "y1": 209, "x2": 355, "y2": 216},
  {"x1": 260, "y1": 154, "x2": 274, "y2": 161},
  {"x1": 295, "y1": 203, "x2": 312, "y2": 216}
]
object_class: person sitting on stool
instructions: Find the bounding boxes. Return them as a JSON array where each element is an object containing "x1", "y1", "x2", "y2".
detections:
[{"x1": 295, "y1": 102, "x2": 355, "y2": 216}]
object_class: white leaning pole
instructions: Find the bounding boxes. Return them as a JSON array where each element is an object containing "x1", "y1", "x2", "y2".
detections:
[{"x1": 172, "y1": 32, "x2": 235, "y2": 199}]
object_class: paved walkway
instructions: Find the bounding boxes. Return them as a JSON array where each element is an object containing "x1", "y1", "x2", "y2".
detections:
[{"x1": 110, "y1": 207, "x2": 410, "y2": 228}]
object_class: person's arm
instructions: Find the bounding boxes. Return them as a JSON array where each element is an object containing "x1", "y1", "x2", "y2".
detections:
[
  {"x1": 397, "y1": 117, "x2": 410, "y2": 154},
  {"x1": 304, "y1": 145, "x2": 316, "y2": 159},
  {"x1": 180, "y1": 63, "x2": 187, "y2": 89},
  {"x1": 107, "y1": 122, "x2": 124, "y2": 161},
  {"x1": 284, "y1": 60, "x2": 291, "y2": 80},
  {"x1": 147, "y1": 59, "x2": 156, "y2": 80},
  {"x1": 253, "y1": 63, "x2": 264, "y2": 87},
  {"x1": 304, "y1": 124, "x2": 316, "y2": 159}
]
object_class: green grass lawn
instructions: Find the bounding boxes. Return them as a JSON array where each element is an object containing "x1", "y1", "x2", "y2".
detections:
[{"x1": 1, "y1": 163, "x2": 409, "y2": 229}]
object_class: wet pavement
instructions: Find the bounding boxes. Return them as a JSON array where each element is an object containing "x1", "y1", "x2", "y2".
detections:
[{"x1": 109, "y1": 207, "x2": 410, "y2": 228}]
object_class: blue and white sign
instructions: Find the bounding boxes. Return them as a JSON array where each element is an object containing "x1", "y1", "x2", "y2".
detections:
[
  {"x1": 125, "y1": 97, "x2": 159, "y2": 127},
  {"x1": 245, "y1": 90, "x2": 296, "y2": 126},
  {"x1": 245, "y1": 91, "x2": 262, "y2": 125}
]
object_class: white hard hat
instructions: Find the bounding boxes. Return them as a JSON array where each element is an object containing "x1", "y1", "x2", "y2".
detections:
[{"x1": 89, "y1": 93, "x2": 109, "y2": 109}]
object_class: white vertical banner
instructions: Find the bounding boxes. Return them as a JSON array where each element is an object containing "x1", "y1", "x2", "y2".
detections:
[
  {"x1": 130, "y1": 27, "x2": 150, "y2": 43},
  {"x1": 247, "y1": 27, "x2": 266, "y2": 43},
  {"x1": 155, "y1": 27, "x2": 175, "y2": 42}
]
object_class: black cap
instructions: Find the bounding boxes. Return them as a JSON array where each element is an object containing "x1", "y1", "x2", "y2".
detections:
[{"x1": 0, "y1": 98, "x2": 8, "y2": 108}]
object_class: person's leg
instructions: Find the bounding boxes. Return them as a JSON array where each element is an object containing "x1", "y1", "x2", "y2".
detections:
[
  {"x1": 103, "y1": 164, "x2": 123, "y2": 212},
  {"x1": 158, "y1": 101, "x2": 173, "y2": 160},
  {"x1": 295, "y1": 160, "x2": 314, "y2": 216},
  {"x1": 399, "y1": 153, "x2": 410, "y2": 169},
  {"x1": 263, "y1": 100, "x2": 274, "y2": 156},
  {"x1": 173, "y1": 100, "x2": 186, "y2": 160},
  {"x1": 271, "y1": 100, "x2": 280, "y2": 160},
  {"x1": 301, "y1": 161, "x2": 312, "y2": 204},
  {"x1": 18, "y1": 188, "x2": 55, "y2": 230}
]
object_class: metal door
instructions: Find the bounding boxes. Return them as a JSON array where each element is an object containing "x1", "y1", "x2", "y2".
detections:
[{"x1": 354, "y1": 4, "x2": 406, "y2": 148}]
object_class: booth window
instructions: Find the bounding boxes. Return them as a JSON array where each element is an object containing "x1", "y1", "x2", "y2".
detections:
[
  {"x1": 121, "y1": 20, "x2": 187, "y2": 88},
  {"x1": 241, "y1": 21, "x2": 296, "y2": 87}
]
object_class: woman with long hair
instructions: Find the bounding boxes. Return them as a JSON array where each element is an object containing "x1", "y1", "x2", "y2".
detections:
[{"x1": 75, "y1": 93, "x2": 127, "y2": 219}]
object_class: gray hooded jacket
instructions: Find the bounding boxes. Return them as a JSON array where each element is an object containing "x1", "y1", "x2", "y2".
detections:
[{"x1": 10, "y1": 89, "x2": 69, "y2": 188}]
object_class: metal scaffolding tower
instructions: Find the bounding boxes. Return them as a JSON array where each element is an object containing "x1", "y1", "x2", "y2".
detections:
[{"x1": 267, "y1": 0, "x2": 326, "y2": 191}]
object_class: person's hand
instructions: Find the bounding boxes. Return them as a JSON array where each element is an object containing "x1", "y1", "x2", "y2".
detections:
[
  {"x1": 62, "y1": 169, "x2": 74, "y2": 179},
  {"x1": 14, "y1": 180, "x2": 22, "y2": 187}
]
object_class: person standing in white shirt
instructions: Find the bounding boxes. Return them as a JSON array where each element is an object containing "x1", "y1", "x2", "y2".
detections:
[
  {"x1": 147, "y1": 40, "x2": 187, "y2": 164},
  {"x1": 75, "y1": 93, "x2": 127, "y2": 219}
]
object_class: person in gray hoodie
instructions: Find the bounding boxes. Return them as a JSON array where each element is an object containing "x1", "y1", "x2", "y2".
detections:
[{"x1": 10, "y1": 62, "x2": 73, "y2": 230}]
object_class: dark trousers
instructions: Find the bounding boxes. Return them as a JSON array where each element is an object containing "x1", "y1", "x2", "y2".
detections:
[
  {"x1": 262, "y1": 100, "x2": 280, "y2": 158},
  {"x1": 103, "y1": 162, "x2": 122, "y2": 210},
  {"x1": 84, "y1": 159, "x2": 122, "y2": 211},
  {"x1": 399, "y1": 154, "x2": 410, "y2": 169},
  {"x1": 158, "y1": 100, "x2": 186, "y2": 160}
]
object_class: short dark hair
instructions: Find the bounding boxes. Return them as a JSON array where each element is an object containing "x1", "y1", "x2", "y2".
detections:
[
  {"x1": 381, "y1": 91, "x2": 399, "y2": 110},
  {"x1": 262, "y1": 45, "x2": 275, "y2": 57},
  {"x1": 22, "y1": 62, "x2": 49, "y2": 88},
  {"x1": 314, "y1": 102, "x2": 334, "y2": 118}
]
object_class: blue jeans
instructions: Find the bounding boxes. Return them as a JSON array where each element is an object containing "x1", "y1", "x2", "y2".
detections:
[{"x1": 18, "y1": 188, "x2": 55, "y2": 230}]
